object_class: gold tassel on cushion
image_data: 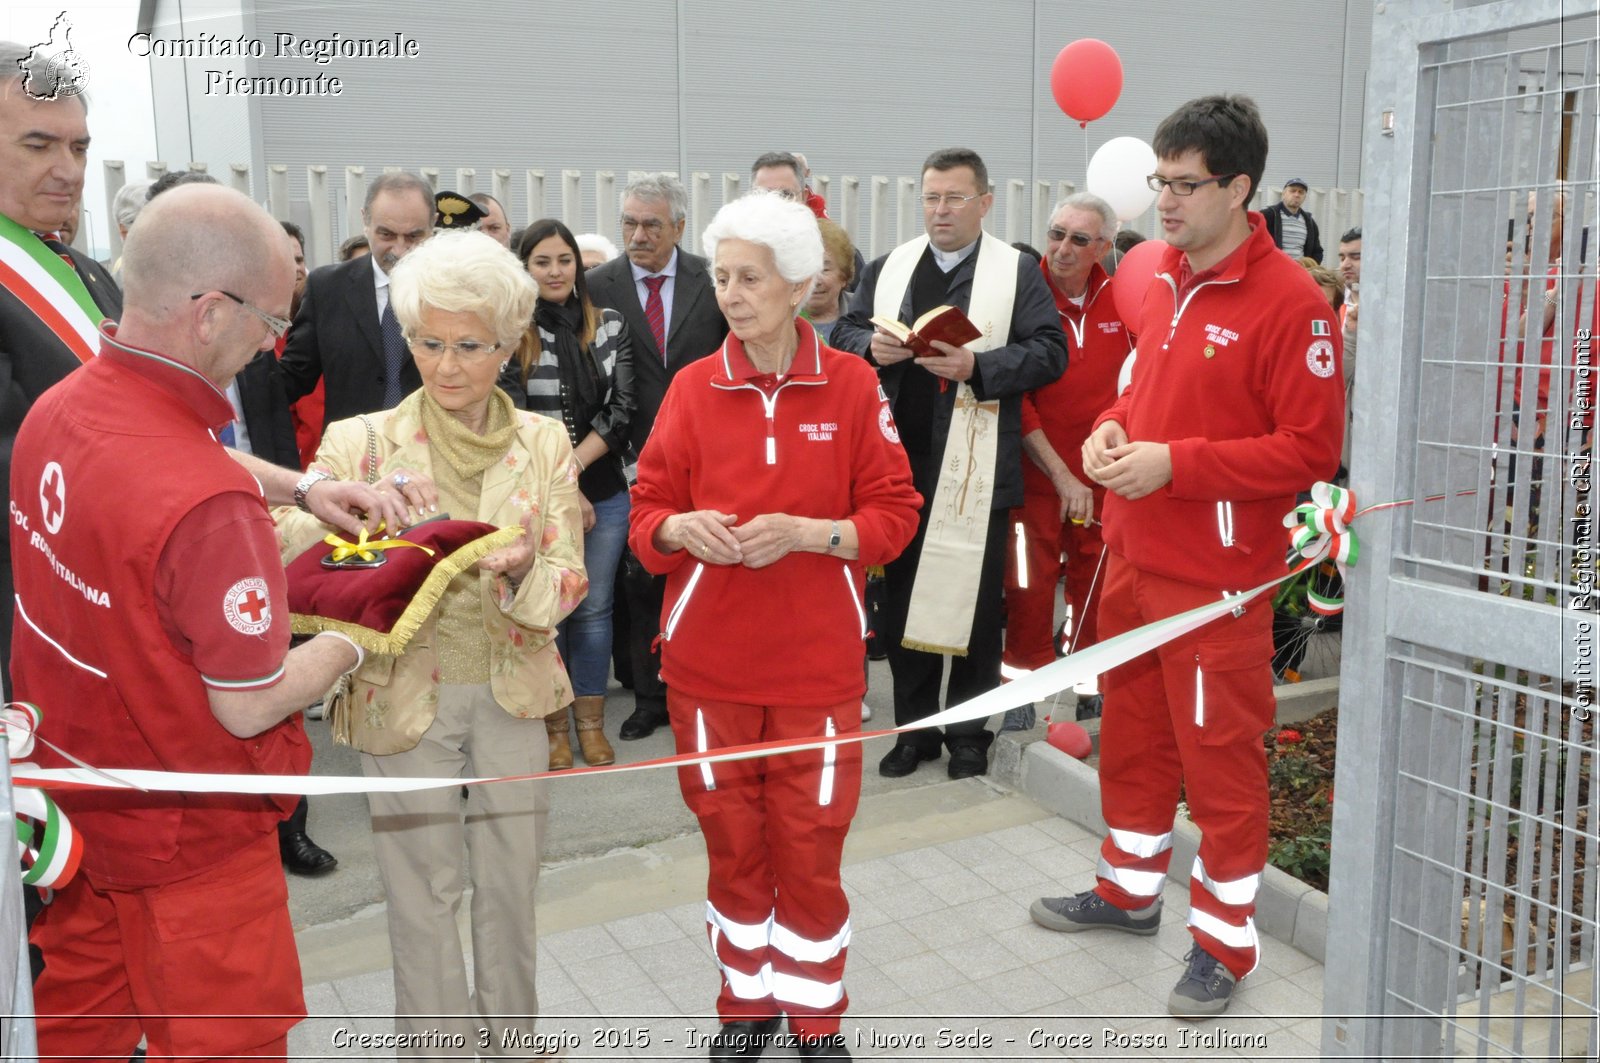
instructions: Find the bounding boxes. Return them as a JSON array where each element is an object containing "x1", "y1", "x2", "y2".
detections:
[{"x1": 290, "y1": 525, "x2": 523, "y2": 657}]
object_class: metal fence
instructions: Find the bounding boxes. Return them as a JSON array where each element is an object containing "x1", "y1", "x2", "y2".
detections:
[
  {"x1": 95, "y1": 160, "x2": 1364, "y2": 271},
  {"x1": 1326, "y1": 0, "x2": 1598, "y2": 1059}
]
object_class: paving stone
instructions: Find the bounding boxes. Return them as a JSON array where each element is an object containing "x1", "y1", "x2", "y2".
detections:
[
  {"x1": 879, "y1": 951, "x2": 968, "y2": 996},
  {"x1": 987, "y1": 822, "x2": 1058, "y2": 856},
  {"x1": 848, "y1": 919, "x2": 930, "y2": 967},
  {"x1": 541, "y1": 923, "x2": 624, "y2": 966},
  {"x1": 919, "y1": 866, "x2": 999, "y2": 907},
  {"x1": 604, "y1": 910, "x2": 684, "y2": 951},
  {"x1": 841, "y1": 856, "x2": 914, "y2": 893},
  {"x1": 901, "y1": 902, "x2": 995, "y2": 950},
  {"x1": 931, "y1": 933, "x2": 1027, "y2": 981},
  {"x1": 840, "y1": 962, "x2": 910, "y2": 1012},
  {"x1": 886, "y1": 844, "x2": 965, "y2": 879},
  {"x1": 563, "y1": 950, "x2": 652, "y2": 998},
  {"x1": 844, "y1": 890, "x2": 895, "y2": 930},
  {"x1": 973, "y1": 964, "x2": 1073, "y2": 1014}
]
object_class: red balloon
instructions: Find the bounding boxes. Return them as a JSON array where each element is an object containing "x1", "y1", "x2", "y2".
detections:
[
  {"x1": 1050, "y1": 39, "x2": 1123, "y2": 127},
  {"x1": 1111, "y1": 239, "x2": 1170, "y2": 332},
  {"x1": 1047, "y1": 721, "x2": 1093, "y2": 760}
]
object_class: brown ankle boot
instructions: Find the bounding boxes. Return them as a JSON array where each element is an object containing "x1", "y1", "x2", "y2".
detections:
[
  {"x1": 573, "y1": 696, "x2": 615, "y2": 766},
  {"x1": 546, "y1": 709, "x2": 573, "y2": 771}
]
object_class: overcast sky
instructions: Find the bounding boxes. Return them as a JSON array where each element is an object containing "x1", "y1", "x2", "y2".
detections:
[{"x1": 5, "y1": 2, "x2": 157, "y2": 256}]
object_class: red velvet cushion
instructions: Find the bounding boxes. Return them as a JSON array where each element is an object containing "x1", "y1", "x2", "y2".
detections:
[{"x1": 286, "y1": 519, "x2": 521, "y2": 654}]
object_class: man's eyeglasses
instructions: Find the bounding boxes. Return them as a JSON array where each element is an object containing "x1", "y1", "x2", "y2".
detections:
[
  {"x1": 1146, "y1": 173, "x2": 1240, "y2": 197},
  {"x1": 407, "y1": 337, "x2": 503, "y2": 363},
  {"x1": 621, "y1": 216, "x2": 668, "y2": 236},
  {"x1": 921, "y1": 192, "x2": 982, "y2": 210},
  {"x1": 190, "y1": 290, "x2": 291, "y2": 338},
  {"x1": 1047, "y1": 228, "x2": 1099, "y2": 247}
]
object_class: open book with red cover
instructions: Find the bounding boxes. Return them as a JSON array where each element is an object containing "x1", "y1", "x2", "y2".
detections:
[{"x1": 869, "y1": 305, "x2": 983, "y2": 358}]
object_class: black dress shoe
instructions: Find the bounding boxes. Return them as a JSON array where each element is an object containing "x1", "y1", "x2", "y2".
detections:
[
  {"x1": 280, "y1": 831, "x2": 337, "y2": 876},
  {"x1": 709, "y1": 1016, "x2": 781, "y2": 1062},
  {"x1": 796, "y1": 1033, "x2": 851, "y2": 1061},
  {"x1": 619, "y1": 704, "x2": 667, "y2": 740},
  {"x1": 878, "y1": 744, "x2": 938, "y2": 778},
  {"x1": 1075, "y1": 693, "x2": 1104, "y2": 721},
  {"x1": 946, "y1": 745, "x2": 989, "y2": 779}
]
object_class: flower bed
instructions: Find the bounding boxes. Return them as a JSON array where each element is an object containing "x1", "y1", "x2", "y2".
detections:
[{"x1": 1264, "y1": 708, "x2": 1337, "y2": 892}]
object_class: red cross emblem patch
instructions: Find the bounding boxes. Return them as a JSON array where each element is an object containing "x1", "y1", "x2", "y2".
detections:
[
  {"x1": 223, "y1": 577, "x2": 272, "y2": 636},
  {"x1": 39, "y1": 462, "x2": 66, "y2": 535},
  {"x1": 1306, "y1": 339, "x2": 1337, "y2": 379}
]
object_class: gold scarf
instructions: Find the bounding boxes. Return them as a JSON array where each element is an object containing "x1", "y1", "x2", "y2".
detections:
[
  {"x1": 419, "y1": 387, "x2": 518, "y2": 479},
  {"x1": 418, "y1": 386, "x2": 519, "y2": 683}
]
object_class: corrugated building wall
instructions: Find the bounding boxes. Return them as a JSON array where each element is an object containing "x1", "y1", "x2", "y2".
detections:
[{"x1": 140, "y1": 0, "x2": 1373, "y2": 255}]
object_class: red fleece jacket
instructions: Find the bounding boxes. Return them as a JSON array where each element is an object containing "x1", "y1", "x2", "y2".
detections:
[
  {"x1": 629, "y1": 318, "x2": 922, "y2": 706},
  {"x1": 1095, "y1": 216, "x2": 1345, "y2": 590},
  {"x1": 1022, "y1": 259, "x2": 1132, "y2": 492}
]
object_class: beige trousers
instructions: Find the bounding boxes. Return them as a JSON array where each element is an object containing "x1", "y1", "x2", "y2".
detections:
[{"x1": 362, "y1": 683, "x2": 550, "y2": 1059}]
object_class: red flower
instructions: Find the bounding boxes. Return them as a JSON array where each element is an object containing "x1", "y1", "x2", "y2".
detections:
[{"x1": 1276, "y1": 729, "x2": 1304, "y2": 745}]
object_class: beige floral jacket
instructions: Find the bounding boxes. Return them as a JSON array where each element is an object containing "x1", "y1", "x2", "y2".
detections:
[{"x1": 274, "y1": 393, "x2": 588, "y2": 755}]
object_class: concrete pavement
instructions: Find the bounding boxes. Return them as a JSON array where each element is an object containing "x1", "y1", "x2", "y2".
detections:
[{"x1": 283, "y1": 669, "x2": 1329, "y2": 1061}]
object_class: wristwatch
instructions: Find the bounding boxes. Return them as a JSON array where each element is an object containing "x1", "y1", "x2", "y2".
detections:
[
  {"x1": 827, "y1": 520, "x2": 842, "y2": 553},
  {"x1": 294, "y1": 470, "x2": 334, "y2": 511}
]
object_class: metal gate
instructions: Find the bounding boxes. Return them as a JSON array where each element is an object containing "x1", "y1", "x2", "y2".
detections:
[{"x1": 1325, "y1": 0, "x2": 1599, "y2": 1058}]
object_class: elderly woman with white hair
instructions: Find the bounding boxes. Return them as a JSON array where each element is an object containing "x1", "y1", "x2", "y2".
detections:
[
  {"x1": 629, "y1": 194, "x2": 920, "y2": 1062},
  {"x1": 275, "y1": 229, "x2": 586, "y2": 1054}
]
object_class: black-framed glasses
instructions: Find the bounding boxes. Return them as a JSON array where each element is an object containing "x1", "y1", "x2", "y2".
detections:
[
  {"x1": 1146, "y1": 172, "x2": 1240, "y2": 197},
  {"x1": 921, "y1": 192, "x2": 982, "y2": 210},
  {"x1": 406, "y1": 336, "x2": 502, "y2": 363},
  {"x1": 1047, "y1": 228, "x2": 1099, "y2": 247},
  {"x1": 190, "y1": 290, "x2": 291, "y2": 337}
]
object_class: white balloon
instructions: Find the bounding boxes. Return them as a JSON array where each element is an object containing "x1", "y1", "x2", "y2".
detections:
[{"x1": 1087, "y1": 136, "x2": 1159, "y2": 222}]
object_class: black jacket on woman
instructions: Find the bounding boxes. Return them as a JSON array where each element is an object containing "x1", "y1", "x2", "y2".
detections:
[{"x1": 500, "y1": 300, "x2": 635, "y2": 501}]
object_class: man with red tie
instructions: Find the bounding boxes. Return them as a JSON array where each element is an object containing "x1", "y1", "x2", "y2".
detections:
[{"x1": 585, "y1": 174, "x2": 728, "y2": 741}]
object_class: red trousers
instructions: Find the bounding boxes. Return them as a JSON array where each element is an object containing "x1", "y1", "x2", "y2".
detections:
[
  {"x1": 1093, "y1": 555, "x2": 1276, "y2": 979},
  {"x1": 31, "y1": 830, "x2": 302, "y2": 1062},
  {"x1": 1003, "y1": 491, "x2": 1108, "y2": 671},
  {"x1": 667, "y1": 689, "x2": 862, "y2": 1038}
]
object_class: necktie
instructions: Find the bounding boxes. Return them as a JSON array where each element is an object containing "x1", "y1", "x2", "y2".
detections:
[
  {"x1": 218, "y1": 422, "x2": 236, "y2": 447},
  {"x1": 39, "y1": 232, "x2": 74, "y2": 267},
  {"x1": 381, "y1": 300, "x2": 405, "y2": 408},
  {"x1": 643, "y1": 275, "x2": 668, "y2": 362}
]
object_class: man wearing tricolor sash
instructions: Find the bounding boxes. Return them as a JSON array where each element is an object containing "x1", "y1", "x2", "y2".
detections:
[
  {"x1": 1031, "y1": 95, "x2": 1344, "y2": 1020},
  {"x1": 0, "y1": 41, "x2": 123, "y2": 698},
  {"x1": 832, "y1": 148, "x2": 1066, "y2": 781}
]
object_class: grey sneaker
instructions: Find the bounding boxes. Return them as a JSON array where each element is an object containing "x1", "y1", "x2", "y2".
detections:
[
  {"x1": 1030, "y1": 889, "x2": 1162, "y2": 935},
  {"x1": 1168, "y1": 945, "x2": 1238, "y2": 1018}
]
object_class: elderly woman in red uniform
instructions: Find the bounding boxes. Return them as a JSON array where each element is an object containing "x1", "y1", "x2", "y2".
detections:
[{"x1": 629, "y1": 193, "x2": 920, "y2": 1063}]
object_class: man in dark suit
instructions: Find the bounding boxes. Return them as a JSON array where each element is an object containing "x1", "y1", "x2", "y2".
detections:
[
  {"x1": 0, "y1": 42, "x2": 123, "y2": 698},
  {"x1": 585, "y1": 173, "x2": 728, "y2": 740},
  {"x1": 279, "y1": 172, "x2": 434, "y2": 427}
]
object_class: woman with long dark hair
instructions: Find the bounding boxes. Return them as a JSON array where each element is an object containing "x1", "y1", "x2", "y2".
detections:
[{"x1": 504, "y1": 219, "x2": 636, "y2": 768}]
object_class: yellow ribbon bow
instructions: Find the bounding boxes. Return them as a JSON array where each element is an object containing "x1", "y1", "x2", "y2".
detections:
[{"x1": 323, "y1": 525, "x2": 437, "y2": 565}]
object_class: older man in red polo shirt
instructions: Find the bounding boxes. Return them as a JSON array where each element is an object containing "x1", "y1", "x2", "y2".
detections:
[
  {"x1": 1001, "y1": 193, "x2": 1131, "y2": 727},
  {"x1": 10, "y1": 183, "x2": 411, "y2": 1061}
]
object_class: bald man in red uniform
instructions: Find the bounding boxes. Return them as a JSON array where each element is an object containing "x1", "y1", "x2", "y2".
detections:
[{"x1": 9, "y1": 184, "x2": 404, "y2": 1062}]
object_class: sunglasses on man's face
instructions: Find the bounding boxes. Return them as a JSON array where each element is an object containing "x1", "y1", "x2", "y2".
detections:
[{"x1": 1047, "y1": 228, "x2": 1097, "y2": 247}]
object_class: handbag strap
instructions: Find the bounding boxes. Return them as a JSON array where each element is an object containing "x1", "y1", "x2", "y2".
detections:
[{"x1": 358, "y1": 415, "x2": 379, "y2": 485}]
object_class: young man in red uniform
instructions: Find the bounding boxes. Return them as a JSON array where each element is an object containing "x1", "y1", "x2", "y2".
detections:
[
  {"x1": 1002, "y1": 193, "x2": 1131, "y2": 725},
  {"x1": 1030, "y1": 95, "x2": 1345, "y2": 1018},
  {"x1": 9, "y1": 183, "x2": 384, "y2": 1061}
]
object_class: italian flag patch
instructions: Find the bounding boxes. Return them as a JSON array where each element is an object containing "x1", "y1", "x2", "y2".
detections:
[{"x1": 1311, "y1": 319, "x2": 1331, "y2": 336}]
